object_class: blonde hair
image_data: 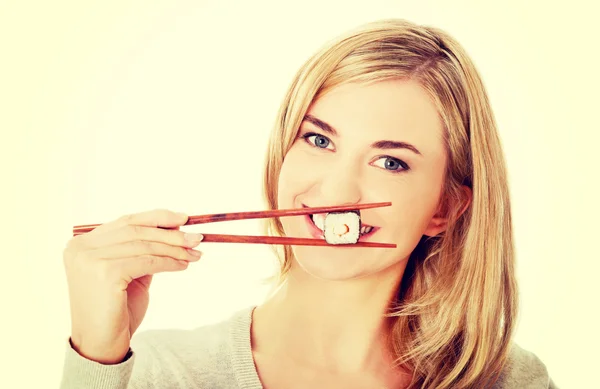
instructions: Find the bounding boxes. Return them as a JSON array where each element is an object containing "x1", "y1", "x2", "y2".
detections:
[{"x1": 261, "y1": 19, "x2": 518, "y2": 389}]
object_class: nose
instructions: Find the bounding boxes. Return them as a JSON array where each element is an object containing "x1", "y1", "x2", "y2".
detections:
[{"x1": 316, "y1": 162, "x2": 362, "y2": 206}]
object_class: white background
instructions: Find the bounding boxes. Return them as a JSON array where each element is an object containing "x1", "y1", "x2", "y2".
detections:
[{"x1": 2, "y1": 1, "x2": 598, "y2": 387}]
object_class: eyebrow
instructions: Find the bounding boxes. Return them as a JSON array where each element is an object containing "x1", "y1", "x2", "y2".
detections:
[
  {"x1": 303, "y1": 114, "x2": 338, "y2": 136},
  {"x1": 302, "y1": 114, "x2": 423, "y2": 156}
]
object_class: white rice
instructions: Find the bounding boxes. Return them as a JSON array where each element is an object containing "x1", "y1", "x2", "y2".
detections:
[{"x1": 324, "y1": 211, "x2": 361, "y2": 244}]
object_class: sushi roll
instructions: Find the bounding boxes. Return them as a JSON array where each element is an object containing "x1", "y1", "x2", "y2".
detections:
[{"x1": 323, "y1": 211, "x2": 361, "y2": 244}]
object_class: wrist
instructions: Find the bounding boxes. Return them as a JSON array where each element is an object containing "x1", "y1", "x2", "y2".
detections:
[{"x1": 69, "y1": 335, "x2": 131, "y2": 365}]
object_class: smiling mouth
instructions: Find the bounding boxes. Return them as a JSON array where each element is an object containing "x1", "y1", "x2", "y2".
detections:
[{"x1": 302, "y1": 204, "x2": 379, "y2": 239}]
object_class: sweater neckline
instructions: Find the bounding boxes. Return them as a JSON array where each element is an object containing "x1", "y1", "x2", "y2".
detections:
[{"x1": 229, "y1": 306, "x2": 264, "y2": 389}]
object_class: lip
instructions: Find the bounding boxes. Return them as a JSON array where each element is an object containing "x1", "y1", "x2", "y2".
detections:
[
  {"x1": 357, "y1": 225, "x2": 380, "y2": 241},
  {"x1": 301, "y1": 203, "x2": 380, "y2": 241},
  {"x1": 301, "y1": 203, "x2": 326, "y2": 239},
  {"x1": 304, "y1": 212, "x2": 325, "y2": 239}
]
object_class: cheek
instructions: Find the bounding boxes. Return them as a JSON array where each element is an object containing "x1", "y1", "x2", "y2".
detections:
[
  {"x1": 277, "y1": 149, "x2": 310, "y2": 207},
  {"x1": 377, "y1": 174, "x2": 444, "y2": 238}
]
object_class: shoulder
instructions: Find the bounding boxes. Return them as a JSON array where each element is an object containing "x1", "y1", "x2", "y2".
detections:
[
  {"x1": 494, "y1": 343, "x2": 558, "y2": 389},
  {"x1": 132, "y1": 314, "x2": 233, "y2": 356},
  {"x1": 127, "y1": 308, "x2": 252, "y2": 388}
]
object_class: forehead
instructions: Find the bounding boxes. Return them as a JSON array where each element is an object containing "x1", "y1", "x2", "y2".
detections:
[{"x1": 306, "y1": 80, "x2": 446, "y2": 155}]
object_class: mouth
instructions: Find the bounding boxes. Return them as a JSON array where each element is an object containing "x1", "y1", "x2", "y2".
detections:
[{"x1": 302, "y1": 204, "x2": 380, "y2": 241}]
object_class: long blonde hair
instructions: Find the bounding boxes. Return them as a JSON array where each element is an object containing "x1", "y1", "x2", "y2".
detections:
[{"x1": 261, "y1": 19, "x2": 518, "y2": 389}]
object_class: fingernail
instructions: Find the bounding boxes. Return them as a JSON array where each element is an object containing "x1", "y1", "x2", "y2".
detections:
[
  {"x1": 187, "y1": 248, "x2": 202, "y2": 258},
  {"x1": 184, "y1": 233, "x2": 204, "y2": 247}
]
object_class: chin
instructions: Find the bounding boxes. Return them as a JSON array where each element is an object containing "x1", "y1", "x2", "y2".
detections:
[
  {"x1": 291, "y1": 248, "x2": 366, "y2": 281},
  {"x1": 289, "y1": 245, "x2": 401, "y2": 281}
]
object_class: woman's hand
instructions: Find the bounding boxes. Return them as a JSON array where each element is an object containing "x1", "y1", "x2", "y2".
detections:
[{"x1": 63, "y1": 209, "x2": 203, "y2": 364}]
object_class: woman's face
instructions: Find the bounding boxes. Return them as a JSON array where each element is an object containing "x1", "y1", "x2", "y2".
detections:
[{"x1": 277, "y1": 79, "x2": 448, "y2": 280}]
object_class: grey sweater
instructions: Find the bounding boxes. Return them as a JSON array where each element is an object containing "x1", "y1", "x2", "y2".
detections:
[{"x1": 60, "y1": 306, "x2": 558, "y2": 388}]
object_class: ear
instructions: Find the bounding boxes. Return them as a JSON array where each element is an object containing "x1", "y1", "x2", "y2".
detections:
[{"x1": 423, "y1": 185, "x2": 472, "y2": 237}]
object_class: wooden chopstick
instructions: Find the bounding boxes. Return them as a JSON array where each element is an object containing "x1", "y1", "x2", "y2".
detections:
[
  {"x1": 72, "y1": 202, "x2": 391, "y2": 235},
  {"x1": 200, "y1": 233, "x2": 396, "y2": 248},
  {"x1": 185, "y1": 201, "x2": 391, "y2": 225}
]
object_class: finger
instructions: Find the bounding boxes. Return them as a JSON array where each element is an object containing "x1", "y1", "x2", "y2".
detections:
[
  {"x1": 117, "y1": 209, "x2": 189, "y2": 228},
  {"x1": 92, "y1": 209, "x2": 189, "y2": 235},
  {"x1": 115, "y1": 255, "x2": 192, "y2": 281},
  {"x1": 80, "y1": 224, "x2": 204, "y2": 250},
  {"x1": 85, "y1": 240, "x2": 202, "y2": 262}
]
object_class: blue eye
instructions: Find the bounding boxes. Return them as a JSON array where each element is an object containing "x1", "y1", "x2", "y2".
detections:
[
  {"x1": 314, "y1": 135, "x2": 329, "y2": 148},
  {"x1": 302, "y1": 132, "x2": 333, "y2": 150},
  {"x1": 373, "y1": 156, "x2": 409, "y2": 173}
]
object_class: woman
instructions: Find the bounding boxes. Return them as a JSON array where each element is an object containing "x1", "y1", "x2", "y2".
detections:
[{"x1": 60, "y1": 19, "x2": 557, "y2": 388}]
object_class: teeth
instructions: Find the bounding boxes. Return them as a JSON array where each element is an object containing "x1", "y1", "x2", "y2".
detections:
[
  {"x1": 360, "y1": 226, "x2": 373, "y2": 235},
  {"x1": 311, "y1": 214, "x2": 325, "y2": 231}
]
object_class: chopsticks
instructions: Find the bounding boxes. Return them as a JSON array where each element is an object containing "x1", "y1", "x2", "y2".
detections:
[{"x1": 72, "y1": 202, "x2": 396, "y2": 248}]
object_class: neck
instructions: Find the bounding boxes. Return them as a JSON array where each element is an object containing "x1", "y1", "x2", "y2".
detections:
[{"x1": 252, "y1": 259, "x2": 408, "y2": 374}]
